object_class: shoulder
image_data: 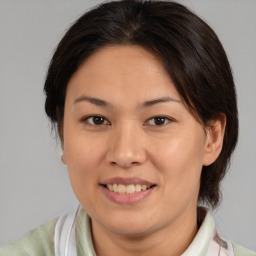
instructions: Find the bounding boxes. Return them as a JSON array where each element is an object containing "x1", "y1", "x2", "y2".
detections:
[
  {"x1": 233, "y1": 242, "x2": 256, "y2": 256},
  {"x1": 0, "y1": 217, "x2": 58, "y2": 256}
]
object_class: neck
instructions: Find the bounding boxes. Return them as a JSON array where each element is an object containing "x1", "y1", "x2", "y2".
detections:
[{"x1": 91, "y1": 207, "x2": 198, "y2": 256}]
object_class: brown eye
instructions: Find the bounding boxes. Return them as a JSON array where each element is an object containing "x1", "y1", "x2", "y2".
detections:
[
  {"x1": 146, "y1": 116, "x2": 172, "y2": 126},
  {"x1": 92, "y1": 116, "x2": 105, "y2": 125},
  {"x1": 83, "y1": 115, "x2": 109, "y2": 126},
  {"x1": 154, "y1": 117, "x2": 166, "y2": 125}
]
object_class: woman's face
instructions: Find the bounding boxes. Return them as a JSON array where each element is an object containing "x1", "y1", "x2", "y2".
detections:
[{"x1": 62, "y1": 45, "x2": 213, "y2": 237}]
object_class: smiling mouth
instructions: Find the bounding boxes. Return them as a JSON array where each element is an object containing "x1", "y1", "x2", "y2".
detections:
[{"x1": 103, "y1": 184, "x2": 156, "y2": 194}]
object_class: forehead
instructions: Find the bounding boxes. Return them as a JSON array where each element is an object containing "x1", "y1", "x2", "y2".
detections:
[{"x1": 66, "y1": 45, "x2": 181, "y2": 105}]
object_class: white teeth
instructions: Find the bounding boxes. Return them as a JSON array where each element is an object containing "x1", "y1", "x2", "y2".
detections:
[
  {"x1": 126, "y1": 184, "x2": 136, "y2": 194},
  {"x1": 141, "y1": 185, "x2": 147, "y2": 191},
  {"x1": 106, "y1": 184, "x2": 152, "y2": 194},
  {"x1": 135, "y1": 184, "x2": 142, "y2": 192},
  {"x1": 118, "y1": 184, "x2": 126, "y2": 194},
  {"x1": 107, "y1": 184, "x2": 113, "y2": 191},
  {"x1": 113, "y1": 184, "x2": 118, "y2": 192}
]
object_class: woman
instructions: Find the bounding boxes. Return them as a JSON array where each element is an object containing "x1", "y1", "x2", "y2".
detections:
[{"x1": 1, "y1": 0, "x2": 255, "y2": 255}]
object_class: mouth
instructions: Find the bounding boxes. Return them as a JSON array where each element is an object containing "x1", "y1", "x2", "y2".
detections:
[
  {"x1": 102, "y1": 184, "x2": 156, "y2": 194},
  {"x1": 100, "y1": 177, "x2": 157, "y2": 204}
]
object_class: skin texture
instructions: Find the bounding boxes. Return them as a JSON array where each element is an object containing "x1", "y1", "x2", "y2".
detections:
[{"x1": 62, "y1": 45, "x2": 226, "y2": 256}]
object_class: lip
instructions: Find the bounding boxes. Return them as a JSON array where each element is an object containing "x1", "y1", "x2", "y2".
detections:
[
  {"x1": 101, "y1": 185, "x2": 156, "y2": 204},
  {"x1": 101, "y1": 176, "x2": 154, "y2": 186},
  {"x1": 100, "y1": 176, "x2": 156, "y2": 204}
]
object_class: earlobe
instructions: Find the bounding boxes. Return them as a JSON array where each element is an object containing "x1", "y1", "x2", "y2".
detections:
[
  {"x1": 203, "y1": 113, "x2": 226, "y2": 166},
  {"x1": 61, "y1": 152, "x2": 67, "y2": 164}
]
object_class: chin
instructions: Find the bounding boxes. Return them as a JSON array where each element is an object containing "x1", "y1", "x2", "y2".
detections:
[
  {"x1": 97, "y1": 212, "x2": 158, "y2": 237},
  {"x1": 109, "y1": 224, "x2": 154, "y2": 237}
]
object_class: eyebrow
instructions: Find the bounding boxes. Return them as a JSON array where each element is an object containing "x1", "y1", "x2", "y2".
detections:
[
  {"x1": 142, "y1": 97, "x2": 181, "y2": 107},
  {"x1": 74, "y1": 96, "x2": 112, "y2": 107},
  {"x1": 73, "y1": 95, "x2": 181, "y2": 108}
]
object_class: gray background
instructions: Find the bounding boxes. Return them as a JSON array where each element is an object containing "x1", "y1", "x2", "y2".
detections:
[{"x1": 0, "y1": 0, "x2": 255, "y2": 251}]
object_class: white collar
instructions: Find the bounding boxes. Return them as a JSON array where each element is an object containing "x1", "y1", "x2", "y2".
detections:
[{"x1": 182, "y1": 207, "x2": 215, "y2": 255}]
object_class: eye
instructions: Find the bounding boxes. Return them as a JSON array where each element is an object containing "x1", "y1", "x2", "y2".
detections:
[
  {"x1": 82, "y1": 115, "x2": 110, "y2": 126},
  {"x1": 146, "y1": 116, "x2": 172, "y2": 126}
]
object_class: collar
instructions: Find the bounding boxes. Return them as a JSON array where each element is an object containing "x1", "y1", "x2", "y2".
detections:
[{"x1": 182, "y1": 207, "x2": 215, "y2": 255}]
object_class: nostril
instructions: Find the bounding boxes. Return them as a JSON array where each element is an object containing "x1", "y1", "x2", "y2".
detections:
[{"x1": 110, "y1": 161, "x2": 139, "y2": 168}]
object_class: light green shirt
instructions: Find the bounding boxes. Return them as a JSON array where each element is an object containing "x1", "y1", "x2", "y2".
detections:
[{"x1": 1, "y1": 208, "x2": 255, "y2": 256}]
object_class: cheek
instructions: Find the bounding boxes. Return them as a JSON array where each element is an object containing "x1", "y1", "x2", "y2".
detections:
[
  {"x1": 154, "y1": 134, "x2": 204, "y2": 169},
  {"x1": 64, "y1": 128, "x2": 105, "y2": 167},
  {"x1": 153, "y1": 133, "x2": 205, "y2": 197},
  {"x1": 64, "y1": 134, "x2": 105, "y2": 196}
]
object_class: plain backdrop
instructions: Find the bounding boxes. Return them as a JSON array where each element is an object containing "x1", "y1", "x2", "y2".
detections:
[{"x1": 0, "y1": 0, "x2": 255, "y2": 251}]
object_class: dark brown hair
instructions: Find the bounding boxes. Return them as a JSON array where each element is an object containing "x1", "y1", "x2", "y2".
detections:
[{"x1": 44, "y1": 0, "x2": 238, "y2": 208}]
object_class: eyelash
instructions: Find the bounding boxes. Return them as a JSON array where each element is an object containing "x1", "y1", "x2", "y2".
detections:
[
  {"x1": 82, "y1": 115, "x2": 110, "y2": 126},
  {"x1": 145, "y1": 116, "x2": 173, "y2": 126},
  {"x1": 81, "y1": 115, "x2": 173, "y2": 127}
]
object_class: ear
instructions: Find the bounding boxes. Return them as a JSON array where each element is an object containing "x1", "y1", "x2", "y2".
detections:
[
  {"x1": 60, "y1": 139, "x2": 67, "y2": 165},
  {"x1": 58, "y1": 120, "x2": 66, "y2": 164},
  {"x1": 61, "y1": 152, "x2": 67, "y2": 164},
  {"x1": 203, "y1": 113, "x2": 226, "y2": 166}
]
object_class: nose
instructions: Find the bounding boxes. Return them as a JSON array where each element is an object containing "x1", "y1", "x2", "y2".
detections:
[{"x1": 105, "y1": 122, "x2": 147, "y2": 168}]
